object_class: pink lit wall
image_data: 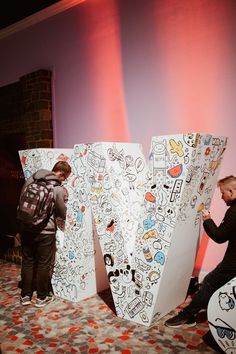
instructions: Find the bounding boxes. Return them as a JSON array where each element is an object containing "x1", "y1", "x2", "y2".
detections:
[{"x1": 1, "y1": 0, "x2": 236, "y2": 277}]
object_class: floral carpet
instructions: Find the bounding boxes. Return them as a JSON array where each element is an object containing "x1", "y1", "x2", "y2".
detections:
[{"x1": 0, "y1": 259, "x2": 217, "y2": 353}]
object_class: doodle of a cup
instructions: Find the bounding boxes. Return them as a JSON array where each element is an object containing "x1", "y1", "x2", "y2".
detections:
[{"x1": 143, "y1": 247, "x2": 153, "y2": 262}]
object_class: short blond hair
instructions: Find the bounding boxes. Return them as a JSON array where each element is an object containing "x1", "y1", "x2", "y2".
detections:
[{"x1": 217, "y1": 175, "x2": 236, "y2": 190}]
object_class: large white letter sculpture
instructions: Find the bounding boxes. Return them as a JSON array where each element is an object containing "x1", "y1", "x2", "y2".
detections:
[{"x1": 19, "y1": 133, "x2": 227, "y2": 327}]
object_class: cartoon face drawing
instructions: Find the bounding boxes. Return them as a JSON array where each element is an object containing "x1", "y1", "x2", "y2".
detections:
[
  {"x1": 209, "y1": 318, "x2": 236, "y2": 342},
  {"x1": 147, "y1": 270, "x2": 160, "y2": 285},
  {"x1": 208, "y1": 318, "x2": 236, "y2": 354},
  {"x1": 108, "y1": 270, "x2": 125, "y2": 297},
  {"x1": 153, "y1": 140, "x2": 166, "y2": 158},
  {"x1": 219, "y1": 292, "x2": 235, "y2": 311},
  {"x1": 154, "y1": 251, "x2": 165, "y2": 265},
  {"x1": 104, "y1": 254, "x2": 114, "y2": 267},
  {"x1": 120, "y1": 265, "x2": 134, "y2": 284},
  {"x1": 165, "y1": 207, "x2": 176, "y2": 225}
]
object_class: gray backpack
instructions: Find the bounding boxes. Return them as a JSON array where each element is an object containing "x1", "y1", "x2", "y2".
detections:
[{"x1": 17, "y1": 177, "x2": 60, "y2": 233}]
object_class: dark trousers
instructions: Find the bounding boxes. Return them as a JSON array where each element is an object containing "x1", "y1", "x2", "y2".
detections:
[
  {"x1": 185, "y1": 264, "x2": 236, "y2": 316},
  {"x1": 21, "y1": 232, "x2": 56, "y2": 300}
]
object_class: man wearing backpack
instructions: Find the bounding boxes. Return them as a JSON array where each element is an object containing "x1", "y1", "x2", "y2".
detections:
[{"x1": 17, "y1": 161, "x2": 71, "y2": 308}]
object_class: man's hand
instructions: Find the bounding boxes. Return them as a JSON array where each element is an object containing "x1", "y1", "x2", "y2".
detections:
[{"x1": 201, "y1": 209, "x2": 211, "y2": 221}]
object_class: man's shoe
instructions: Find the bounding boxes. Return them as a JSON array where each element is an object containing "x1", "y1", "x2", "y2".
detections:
[
  {"x1": 35, "y1": 295, "x2": 55, "y2": 308},
  {"x1": 164, "y1": 310, "x2": 196, "y2": 328},
  {"x1": 20, "y1": 295, "x2": 31, "y2": 306},
  {"x1": 48, "y1": 292, "x2": 55, "y2": 303},
  {"x1": 48, "y1": 291, "x2": 54, "y2": 298}
]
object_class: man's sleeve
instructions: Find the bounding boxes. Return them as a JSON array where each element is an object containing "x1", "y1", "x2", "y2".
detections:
[
  {"x1": 54, "y1": 186, "x2": 67, "y2": 220},
  {"x1": 203, "y1": 206, "x2": 236, "y2": 243}
]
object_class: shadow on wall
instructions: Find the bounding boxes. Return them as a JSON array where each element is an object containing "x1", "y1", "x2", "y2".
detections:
[{"x1": 0, "y1": 133, "x2": 25, "y2": 262}]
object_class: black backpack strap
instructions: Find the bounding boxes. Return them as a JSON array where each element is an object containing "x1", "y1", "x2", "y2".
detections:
[{"x1": 33, "y1": 177, "x2": 60, "y2": 187}]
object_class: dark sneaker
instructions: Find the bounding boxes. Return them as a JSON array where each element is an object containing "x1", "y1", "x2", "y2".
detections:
[
  {"x1": 48, "y1": 292, "x2": 55, "y2": 303},
  {"x1": 35, "y1": 295, "x2": 55, "y2": 308},
  {"x1": 20, "y1": 295, "x2": 31, "y2": 306},
  {"x1": 164, "y1": 311, "x2": 196, "y2": 328}
]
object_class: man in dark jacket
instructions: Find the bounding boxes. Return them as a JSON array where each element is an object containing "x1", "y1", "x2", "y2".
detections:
[
  {"x1": 165, "y1": 175, "x2": 236, "y2": 328},
  {"x1": 19, "y1": 161, "x2": 71, "y2": 308}
]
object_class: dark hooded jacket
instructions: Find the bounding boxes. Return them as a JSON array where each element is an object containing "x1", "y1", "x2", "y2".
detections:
[
  {"x1": 203, "y1": 198, "x2": 236, "y2": 272},
  {"x1": 21, "y1": 169, "x2": 67, "y2": 235}
]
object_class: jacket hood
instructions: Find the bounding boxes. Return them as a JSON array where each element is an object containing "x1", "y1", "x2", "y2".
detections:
[{"x1": 33, "y1": 169, "x2": 60, "y2": 183}]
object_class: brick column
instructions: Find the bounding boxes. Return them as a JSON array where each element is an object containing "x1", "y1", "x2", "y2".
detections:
[{"x1": 20, "y1": 69, "x2": 53, "y2": 148}]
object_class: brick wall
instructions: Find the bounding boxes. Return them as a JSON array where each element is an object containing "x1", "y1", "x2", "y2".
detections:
[{"x1": 0, "y1": 69, "x2": 53, "y2": 148}]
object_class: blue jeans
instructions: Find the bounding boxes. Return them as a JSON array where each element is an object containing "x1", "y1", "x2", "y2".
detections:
[
  {"x1": 185, "y1": 264, "x2": 236, "y2": 316},
  {"x1": 21, "y1": 231, "x2": 56, "y2": 300}
]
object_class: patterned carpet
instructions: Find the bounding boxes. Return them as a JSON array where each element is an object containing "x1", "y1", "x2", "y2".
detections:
[{"x1": 0, "y1": 259, "x2": 217, "y2": 353}]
